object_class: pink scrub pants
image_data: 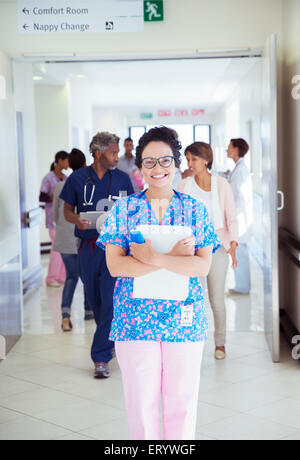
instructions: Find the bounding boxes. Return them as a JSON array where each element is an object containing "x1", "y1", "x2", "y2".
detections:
[
  {"x1": 115, "y1": 340, "x2": 204, "y2": 440},
  {"x1": 46, "y1": 227, "x2": 66, "y2": 284}
]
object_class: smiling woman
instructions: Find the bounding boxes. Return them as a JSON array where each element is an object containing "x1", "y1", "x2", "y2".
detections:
[{"x1": 97, "y1": 126, "x2": 221, "y2": 440}]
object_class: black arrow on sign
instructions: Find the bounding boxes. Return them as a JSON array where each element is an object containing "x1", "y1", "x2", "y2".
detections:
[
  {"x1": 23, "y1": 24, "x2": 29, "y2": 30},
  {"x1": 22, "y1": 8, "x2": 30, "y2": 14}
]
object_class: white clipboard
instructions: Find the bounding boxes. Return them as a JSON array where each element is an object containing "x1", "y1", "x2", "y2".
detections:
[
  {"x1": 132, "y1": 225, "x2": 193, "y2": 301},
  {"x1": 80, "y1": 211, "x2": 106, "y2": 229}
]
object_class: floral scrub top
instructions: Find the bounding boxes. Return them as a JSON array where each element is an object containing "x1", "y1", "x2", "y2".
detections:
[
  {"x1": 97, "y1": 191, "x2": 221, "y2": 343},
  {"x1": 40, "y1": 171, "x2": 67, "y2": 229}
]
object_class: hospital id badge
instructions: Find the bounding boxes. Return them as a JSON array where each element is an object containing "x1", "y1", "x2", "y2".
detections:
[{"x1": 180, "y1": 304, "x2": 194, "y2": 327}]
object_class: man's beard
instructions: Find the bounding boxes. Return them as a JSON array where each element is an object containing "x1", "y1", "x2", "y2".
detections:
[{"x1": 100, "y1": 157, "x2": 117, "y2": 171}]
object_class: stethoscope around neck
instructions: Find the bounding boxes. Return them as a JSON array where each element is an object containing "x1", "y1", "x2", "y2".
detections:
[
  {"x1": 83, "y1": 166, "x2": 120, "y2": 207},
  {"x1": 83, "y1": 175, "x2": 96, "y2": 206}
]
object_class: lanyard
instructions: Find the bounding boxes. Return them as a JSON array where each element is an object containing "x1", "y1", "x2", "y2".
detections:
[
  {"x1": 146, "y1": 190, "x2": 186, "y2": 226},
  {"x1": 128, "y1": 189, "x2": 187, "y2": 227}
]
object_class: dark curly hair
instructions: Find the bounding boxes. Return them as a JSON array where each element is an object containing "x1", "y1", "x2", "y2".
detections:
[{"x1": 135, "y1": 126, "x2": 182, "y2": 169}]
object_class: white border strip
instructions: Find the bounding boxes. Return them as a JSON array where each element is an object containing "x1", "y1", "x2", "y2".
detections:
[{"x1": 14, "y1": 48, "x2": 262, "y2": 63}]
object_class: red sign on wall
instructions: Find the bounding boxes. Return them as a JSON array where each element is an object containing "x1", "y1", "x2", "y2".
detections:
[
  {"x1": 174, "y1": 109, "x2": 188, "y2": 117},
  {"x1": 191, "y1": 109, "x2": 205, "y2": 116},
  {"x1": 158, "y1": 109, "x2": 205, "y2": 117},
  {"x1": 158, "y1": 110, "x2": 172, "y2": 117}
]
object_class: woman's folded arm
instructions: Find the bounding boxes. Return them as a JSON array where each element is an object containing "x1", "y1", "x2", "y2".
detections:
[
  {"x1": 105, "y1": 244, "x2": 160, "y2": 278},
  {"x1": 150, "y1": 245, "x2": 213, "y2": 277},
  {"x1": 106, "y1": 241, "x2": 213, "y2": 278}
]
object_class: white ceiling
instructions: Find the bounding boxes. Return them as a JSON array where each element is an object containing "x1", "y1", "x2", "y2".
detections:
[{"x1": 33, "y1": 57, "x2": 260, "y2": 112}]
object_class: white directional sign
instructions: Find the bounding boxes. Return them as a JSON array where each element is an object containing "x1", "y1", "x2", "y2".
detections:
[{"x1": 18, "y1": 0, "x2": 144, "y2": 34}]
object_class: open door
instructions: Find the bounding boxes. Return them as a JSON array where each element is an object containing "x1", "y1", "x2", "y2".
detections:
[{"x1": 261, "y1": 35, "x2": 280, "y2": 362}]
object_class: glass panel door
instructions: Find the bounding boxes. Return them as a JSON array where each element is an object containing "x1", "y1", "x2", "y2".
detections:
[{"x1": 261, "y1": 35, "x2": 280, "y2": 362}]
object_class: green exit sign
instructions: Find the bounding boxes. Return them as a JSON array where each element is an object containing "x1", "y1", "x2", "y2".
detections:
[
  {"x1": 144, "y1": 1, "x2": 164, "y2": 22},
  {"x1": 140, "y1": 112, "x2": 153, "y2": 120}
]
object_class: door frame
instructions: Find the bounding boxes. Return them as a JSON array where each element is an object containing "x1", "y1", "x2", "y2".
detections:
[
  {"x1": 15, "y1": 47, "x2": 284, "y2": 361},
  {"x1": 261, "y1": 35, "x2": 280, "y2": 362},
  {"x1": 15, "y1": 48, "x2": 262, "y2": 64}
]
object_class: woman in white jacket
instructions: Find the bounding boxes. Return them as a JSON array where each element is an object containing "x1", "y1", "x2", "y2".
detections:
[
  {"x1": 227, "y1": 138, "x2": 253, "y2": 295},
  {"x1": 178, "y1": 142, "x2": 239, "y2": 360}
]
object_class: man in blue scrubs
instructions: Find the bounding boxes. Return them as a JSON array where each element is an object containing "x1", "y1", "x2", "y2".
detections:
[{"x1": 60, "y1": 132, "x2": 134, "y2": 378}]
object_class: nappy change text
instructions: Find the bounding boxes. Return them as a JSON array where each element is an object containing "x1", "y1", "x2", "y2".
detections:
[{"x1": 33, "y1": 22, "x2": 90, "y2": 33}]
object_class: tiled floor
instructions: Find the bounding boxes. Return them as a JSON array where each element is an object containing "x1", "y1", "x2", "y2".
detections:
[{"x1": 0, "y1": 255, "x2": 299, "y2": 440}]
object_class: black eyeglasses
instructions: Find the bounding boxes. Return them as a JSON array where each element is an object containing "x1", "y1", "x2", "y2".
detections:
[{"x1": 141, "y1": 156, "x2": 175, "y2": 169}]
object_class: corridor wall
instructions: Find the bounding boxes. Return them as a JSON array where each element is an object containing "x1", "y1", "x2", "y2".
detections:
[
  {"x1": 13, "y1": 62, "x2": 42, "y2": 285},
  {"x1": 35, "y1": 84, "x2": 69, "y2": 243},
  {"x1": 0, "y1": 0, "x2": 283, "y2": 58},
  {"x1": 0, "y1": 51, "x2": 23, "y2": 355}
]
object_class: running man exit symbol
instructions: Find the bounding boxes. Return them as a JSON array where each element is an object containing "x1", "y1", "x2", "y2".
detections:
[
  {"x1": 105, "y1": 21, "x2": 114, "y2": 31},
  {"x1": 144, "y1": 1, "x2": 164, "y2": 22}
]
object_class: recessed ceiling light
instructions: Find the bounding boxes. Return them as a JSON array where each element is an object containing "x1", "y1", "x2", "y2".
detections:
[
  {"x1": 76, "y1": 74, "x2": 86, "y2": 79},
  {"x1": 33, "y1": 76, "x2": 43, "y2": 81}
]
